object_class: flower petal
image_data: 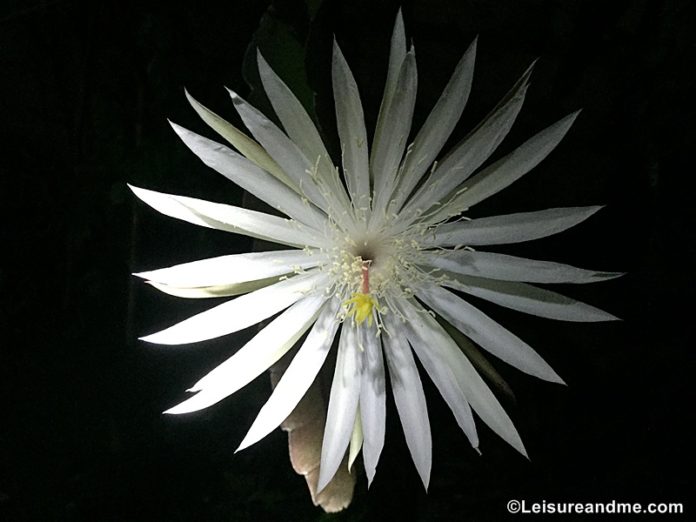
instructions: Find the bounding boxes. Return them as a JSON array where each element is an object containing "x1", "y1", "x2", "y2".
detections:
[
  {"x1": 359, "y1": 326, "x2": 386, "y2": 487},
  {"x1": 383, "y1": 9, "x2": 407, "y2": 107},
  {"x1": 421, "y1": 250, "x2": 623, "y2": 284},
  {"x1": 128, "y1": 185, "x2": 327, "y2": 248},
  {"x1": 401, "y1": 62, "x2": 533, "y2": 219},
  {"x1": 184, "y1": 89, "x2": 295, "y2": 189},
  {"x1": 370, "y1": 49, "x2": 418, "y2": 223},
  {"x1": 140, "y1": 271, "x2": 328, "y2": 345},
  {"x1": 236, "y1": 297, "x2": 341, "y2": 451},
  {"x1": 145, "y1": 277, "x2": 282, "y2": 299},
  {"x1": 392, "y1": 38, "x2": 477, "y2": 210},
  {"x1": 163, "y1": 294, "x2": 326, "y2": 414},
  {"x1": 398, "y1": 298, "x2": 527, "y2": 457},
  {"x1": 425, "y1": 206, "x2": 603, "y2": 247},
  {"x1": 348, "y1": 411, "x2": 363, "y2": 472},
  {"x1": 135, "y1": 250, "x2": 325, "y2": 288},
  {"x1": 444, "y1": 274, "x2": 620, "y2": 322},
  {"x1": 382, "y1": 316, "x2": 432, "y2": 490},
  {"x1": 256, "y1": 53, "x2": 337, "y2": 185},
  {"x1": 454, "y1": 111, "x2": 581, "y2": 209},
  {"x1": 332, "y1": 40, "x2": 370, "y2": 208},
  {"x1": 229, "y1": 91, "x2": 322, "y2": 194},
  {"x1": 317, "y1": 322, "x2": 364, "y2": 493},
  {"x1": 416, "y1": 283, "x2": 563, "y2": 383},
  {"x1": 170, "y1": 121, "x2": 328, "y2": 230},
  {"x1": 253, "y1": 54, "x2": 353, "y2": 215},
  {"x1": 369, "y1": 9, "x2": 412, "y2": 215},
  {"x1": 393, "y1": 300, "x2": 478, "y2": 449}
]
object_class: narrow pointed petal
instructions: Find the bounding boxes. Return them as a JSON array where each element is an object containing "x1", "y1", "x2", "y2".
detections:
[
  {"x1": 393, "y1": 38, "x2": 477, "y2": 210},
  {"x1": 236, "y1": 298, "x2": 341, "y2": 450},
  {"x1": 445, "y1": 275, "x2": 620, "y2": 322},
  {"x1": 348, "y1": 411, "x2": 363, "y2": 472},
  {"x1": 370, "y1": 49, "x2": 418, "y2": 220},
  {"x1": 164, "y1": 294, "x2": 326, "y2": 414},
  {"x1": 439, "y1": 318, "x2": 518, "y2": 403},
  {"x1": 455, "y1": 111, "x2": 581, "y2": 209},
  {"x1": 398, "y1": 298, "x2": 527, "y2": 457},
  {"x1": 403, "y1": 68, "x2": 531, "y2": 216},
  {"x1": 370, "y1": 11, "x2": 413, "y2": 212},
  {"x1": 135, "y1": 250, "x2": 325, "y2": 288},
  {"x1": 332, "y1": 40, "x2": 370, "y2": 207},
  {"x1": 421, "y1": 250, "x2": 623, "y2": 284},
  {"x1": 382, "y1": 317, "x2": 432, "y2": 489},
  {"x1": 317, "y1": 323, "x2": 364, "y2": 493},
  {"x1": 184, "y1": 90, "x2": 295, "y2": 188},
  {"x1": 416, "y1": 283, "x2": 564, "y2": 383},
  {"x1": 140, "y1": 271, "x2": 327, "y2": 345},
  {"x1": 256, "y1": 52, "x2": 332, "y2": 175},
  {"x1": 393, "y1": 302, "x2": 478, "y2": 449},
  {"x1": 384, "y1": 9, "x2": 406, "y2": 103},
  {"x1": 128, "y1": 185, "x2": 327, "y2": 249},
  {"x1": 170, "y1": 121, "x2": 327, "y2": 230},
  {"x1": 229, "y1": 89, "x2": 355, "y2": 232},
  {"x1": 359, "y1": 326, "x2": 386, "y2": 487},
  {"x1": 145, "y1": 277, "x2": 281, "y2": 299},
  {"x1": 425, "y1": 206, "x2": 603, "y2": 247},
  {"x1": 255, "y1": 55, "x2": 353, "y2": 212}
]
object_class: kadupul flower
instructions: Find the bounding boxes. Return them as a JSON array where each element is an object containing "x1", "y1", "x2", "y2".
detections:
[{"x1": 130, "y1": 11, "x2": 620, "y2": 497}]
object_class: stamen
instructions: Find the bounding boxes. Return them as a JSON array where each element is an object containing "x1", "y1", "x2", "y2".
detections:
[{"x1": 344, "y1": 259, "x2": 377, "y2": 326}]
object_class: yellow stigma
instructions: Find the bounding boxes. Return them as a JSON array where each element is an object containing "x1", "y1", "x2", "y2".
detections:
[{"x1": 344, "y1": 292, "x2": 378, "y2": 326}]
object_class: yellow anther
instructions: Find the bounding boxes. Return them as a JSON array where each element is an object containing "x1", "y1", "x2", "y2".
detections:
[{"x1": 344, "y1": 292, "x2": 378, "y2": 326}]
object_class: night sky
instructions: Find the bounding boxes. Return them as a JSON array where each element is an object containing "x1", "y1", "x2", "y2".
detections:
[{"x1": 1, "y1": 0, "x2": 694, "y2": 520}]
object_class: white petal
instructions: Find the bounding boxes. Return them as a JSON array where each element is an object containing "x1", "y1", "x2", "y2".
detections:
[
  {"x1": 229, "y1": 91, "x2": 326, "y2": 197},
  {"x1": 455, "y1": 111, "x2": 580, "y2": 209},
  {"x1": 425, "y1": 206, "x2": 603, "y2": 247},
  {"x1": 184, "y1": 89, "x2": 296, "y2": 189},
  {"x1": 145, "y1": 277, "x2": 281, "y2": 299},
  {"x1": 140, "y1": 271, "x2": 328, "y2": 345},
  {"x1": 398, "y1": 298, "x2": 527, "y2": 456},
  {"x1": 369, "y1": 9, "x2": 411, "y2": 214},
  {"x1": 445, "y1": 275, "x2": 620, "y2": 322},
  {"x1": 383, "y1": 9, "x2": 406, "y2": 107},
  {"x1": 317, "y1": 322, "x2": 364, "y2": 493},
  {"x1": 332, "y1": 40, "x2": 370, "y2": 207},
  {"x1": 256, "y1": 52, "x2": 333, "y2": 178},
  {"x1": 348, "y1": 410, "x2": 363, "y2": 471},
  {"x1": 128, "y1": 185, "x2": 327, "y2": 249},
  {"x1": 421, "y1": 250, "x2": 623, "y2": 284},
  {"x1": 392, "y1": 38, "x2": 477, "y2": 210},
  {"x1": 135, "y1": 250, "x2": 325, "y2": 288},
  {"x1": 370, "y1": 49, "x2": 418, "y2": 222},
  {"x1": 394, "y1": 302, "x2": 478, "y2": 449},
  {"x1": 251, "y1": 54, "x2": 353, "y2": 216},
  {"x1": 359, "y1": 325, "x2": 386, "y2": 487},
  {"x1": 415, "y1": 283, "x2": 563, "y2": 383},
  {"x1": 382, "y1": 316, "x2": 432, "y2": 489},
  {"x1": 402, "y1": 67, "x2": 530, "y2": 216},
  {"x1": 169, "y1": 121, "x2": 328, "y2": 230},
  {"x1": 236, "y1": 298, "x2": 341, "y2": 450},
  {"x1": 164, "y1": 294, "x2": 326, "y2": 414}
]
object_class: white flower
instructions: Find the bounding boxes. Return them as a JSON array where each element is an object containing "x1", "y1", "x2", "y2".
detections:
[{"x1": 130, "y1": 12, "x2": 620, "y2": 494}]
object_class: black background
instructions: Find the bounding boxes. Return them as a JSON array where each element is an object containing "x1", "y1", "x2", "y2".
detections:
[{"x1": 1, "y1": 0, "x2": 694, "y2": 520}]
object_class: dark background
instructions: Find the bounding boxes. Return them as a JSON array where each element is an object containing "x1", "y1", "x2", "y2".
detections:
[{"x1": 1, "y1": 0, "x2": 694, "y2": 520}]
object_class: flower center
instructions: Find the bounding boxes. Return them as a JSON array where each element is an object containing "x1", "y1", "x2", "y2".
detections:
[{"x1": 344, "y1": 260, "x2": 378, "y2": 326}]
